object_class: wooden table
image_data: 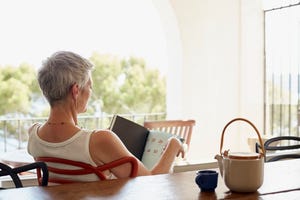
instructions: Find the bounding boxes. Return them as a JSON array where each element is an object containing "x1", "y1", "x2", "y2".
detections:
[{"x1": 0, "y1": 159, "x2": 299, "y2": 199}]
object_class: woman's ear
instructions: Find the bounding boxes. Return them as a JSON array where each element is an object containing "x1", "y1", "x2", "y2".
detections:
[{"x1": 71, "y1": 84, "x2": 79, "y2": 100}]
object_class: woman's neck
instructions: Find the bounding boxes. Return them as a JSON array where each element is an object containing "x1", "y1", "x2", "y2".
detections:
[{"x1": 48, "y1": 104, "x2": 78, "y2": 126}]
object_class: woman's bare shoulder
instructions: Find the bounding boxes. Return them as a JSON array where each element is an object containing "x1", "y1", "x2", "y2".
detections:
[
  {"x1": 28, "y1": 122, "x2": 42, "y2": 135},
  {"x1": 91, "y1": 129, "x2": 114, "y2": 137},
  {"x1": 90, "y1": 129, "x2": 120, "y2": 145},
  {"x1": 89, "y1": 129, "x2": 131, "y2": 164}
]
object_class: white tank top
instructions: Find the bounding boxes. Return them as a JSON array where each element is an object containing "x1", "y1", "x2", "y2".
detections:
[{"x1": 27, "y1": 123, "x2": 113, "y2": 182}]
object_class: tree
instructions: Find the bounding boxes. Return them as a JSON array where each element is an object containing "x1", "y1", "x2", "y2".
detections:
[
  {"x1": 89, "y1": 53, "x2": 166, "y2": 115},
  {"x1": 0, "y1": 63, "x2": 39, "y2": 116},
  {"x1": 0, "y1": 53, "x2": 166, "y2": 117},
  {"x1": 120, "y1": 57, "x2": 166, "y2": 113}
]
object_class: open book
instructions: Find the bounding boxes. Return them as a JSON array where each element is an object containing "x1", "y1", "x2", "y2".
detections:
[
  {"x1": 109, "y1": 115, "x2": 149, "y2": 160},
  {"x1": 109, "y1": 115, "x2": 177, "y2": 169}
]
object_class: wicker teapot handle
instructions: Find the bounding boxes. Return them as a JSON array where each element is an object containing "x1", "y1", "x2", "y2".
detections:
[{"x1": 220, "y1": 118, "x2": 265, "y2": 156}]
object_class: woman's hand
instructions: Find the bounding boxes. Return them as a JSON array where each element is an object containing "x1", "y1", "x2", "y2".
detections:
[{"x1": 167, "y1": 137, "x2": 185, "y2": 158}]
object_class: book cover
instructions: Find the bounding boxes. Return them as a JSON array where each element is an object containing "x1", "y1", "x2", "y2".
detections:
[{"x1": 109, "y1": 115, "x2": 149, "y2": 160}]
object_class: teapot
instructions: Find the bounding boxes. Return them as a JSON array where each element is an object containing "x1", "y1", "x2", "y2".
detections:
[{"x1": 215, "y1": 118, "x2": 265, "y2": 193}]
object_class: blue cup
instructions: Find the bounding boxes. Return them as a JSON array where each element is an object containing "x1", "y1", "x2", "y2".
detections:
[{"x1": 195, "y1": 170, "x2": 218, "y2": 192}]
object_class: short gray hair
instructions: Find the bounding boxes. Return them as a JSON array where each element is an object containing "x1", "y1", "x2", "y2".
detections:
[{"x1": 38, "y1": 51, "x2": 93, "y2": 105}]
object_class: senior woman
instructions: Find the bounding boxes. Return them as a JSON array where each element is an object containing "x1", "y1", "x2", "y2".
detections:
[{"x1": 27, "y1": 51, "x2": 184, "y2": 181}]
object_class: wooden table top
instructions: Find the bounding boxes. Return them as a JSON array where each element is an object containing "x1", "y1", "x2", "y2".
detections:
[{"x1": 0, "y1": 159, "x2": 299, "y2": 200}]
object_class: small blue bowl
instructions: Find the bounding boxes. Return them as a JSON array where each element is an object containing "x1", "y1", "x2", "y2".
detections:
[{"x1": 195, "y1": 170, "x2": 218, "y2": 192}]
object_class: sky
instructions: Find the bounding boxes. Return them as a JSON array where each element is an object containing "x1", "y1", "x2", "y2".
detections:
[{"x1": 0, "y1": 0, "x2": 168, "y2": 74}]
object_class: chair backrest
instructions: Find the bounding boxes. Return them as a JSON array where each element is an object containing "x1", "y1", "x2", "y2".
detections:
[
  {"x1": 0, "y1": 162, "x2": 48, "y2": 188},
  {"x1": 255, "y1": 136, "x2": 300, "y2": 162},
  {"x1": 143, "y1": 119, "x2": 196, "y2": 148},
  {"x1": 35, "y1": 156, "x2": 138, "y2": 184}
]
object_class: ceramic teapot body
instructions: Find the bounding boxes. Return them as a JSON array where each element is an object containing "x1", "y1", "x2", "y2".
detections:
[
  {"x1": 223, "y1": 154, "x2": 264, "y2": 192},
  {"x1": 215, "y1": 118, "x2": 265, "y2": 193}
]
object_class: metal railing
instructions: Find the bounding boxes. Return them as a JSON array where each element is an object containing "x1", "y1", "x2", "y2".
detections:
[
  {"x1": 265, "y1": 104, "x2": 299, "y2": 137},
  {"x1": 0, "y1": 113, "x2": 166, "y2": 153},
  {"x1": 264, "y1": 73, "x2": 300, "y2": 138}
]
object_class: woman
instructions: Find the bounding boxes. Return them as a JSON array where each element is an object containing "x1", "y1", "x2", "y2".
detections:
[{"x1": 27, "y1": 51, "x2": 184, "y2": 181}]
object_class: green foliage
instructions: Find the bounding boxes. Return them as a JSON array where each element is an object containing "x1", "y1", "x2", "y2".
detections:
[
  {"x1": 0, "y1": 63, "x2": 39, "y2": 115},
  {"x1": 89, "y1": 53, "x2": 166, "y2": 114},
  {"x1": 0, "y1": 53, "x2": 166, "y2": 117}
]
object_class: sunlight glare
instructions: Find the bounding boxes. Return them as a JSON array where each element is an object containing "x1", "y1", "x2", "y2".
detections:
[{"x1": 0, "y1": 0, "x2": 167, "y2": 74}]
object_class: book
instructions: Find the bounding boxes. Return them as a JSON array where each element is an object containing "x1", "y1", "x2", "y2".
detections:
[
  {"x1": 109, "y1": 115, "x2": 149, "y2": 160},
  {"x1": 109, "y1": 115, "x2": 184, "y2": 169}
]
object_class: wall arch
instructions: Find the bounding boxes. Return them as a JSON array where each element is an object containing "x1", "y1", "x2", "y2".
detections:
[{"x1": 152, "y1": 0, "x2": 183, "y2": 119}]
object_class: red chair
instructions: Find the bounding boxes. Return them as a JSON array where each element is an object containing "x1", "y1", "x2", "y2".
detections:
[{"x1": 35, "y1": 156, "x2": 138, "y2": 184}]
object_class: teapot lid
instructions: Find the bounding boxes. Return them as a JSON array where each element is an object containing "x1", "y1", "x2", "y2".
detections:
[{"x1": 225, "y1": 152, "x2": 262, "y2": 160}]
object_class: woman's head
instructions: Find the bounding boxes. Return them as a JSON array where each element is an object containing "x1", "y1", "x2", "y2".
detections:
[{"x1": 38, "y1": 51, "x2": 93, "y2": 106}]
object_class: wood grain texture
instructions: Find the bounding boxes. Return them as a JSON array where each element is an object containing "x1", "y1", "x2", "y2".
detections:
[{"x1": 0, "y1": 159, "x2": 299, "y2": 200}]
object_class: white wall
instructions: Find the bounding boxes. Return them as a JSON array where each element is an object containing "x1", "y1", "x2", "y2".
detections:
[{"x1": 154, "y1": 0, "x2": 264, "y2": 161}]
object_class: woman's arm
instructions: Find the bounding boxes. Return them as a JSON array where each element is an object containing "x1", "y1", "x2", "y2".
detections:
[
  {"x1": 89, "y1": 130, "x2": 184, "y2": 178},
  {"x1": 150, "y1": 137, "x2": 184, "y2": 174}
]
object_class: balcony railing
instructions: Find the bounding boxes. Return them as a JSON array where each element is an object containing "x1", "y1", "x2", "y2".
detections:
[{"x1": 0, "y1": 113, "x2": 166, "y2": 153}]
